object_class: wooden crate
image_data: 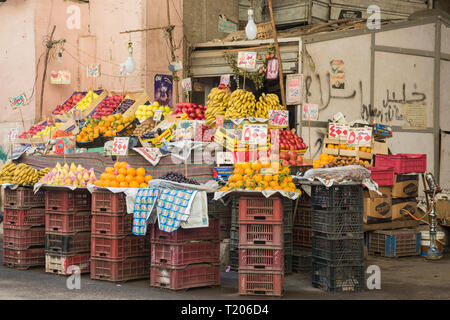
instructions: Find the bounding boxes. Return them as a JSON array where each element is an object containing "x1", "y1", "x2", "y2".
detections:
[
  {"x1": 322, "y1": 137, "x2": 374, "y2": 162},
  {"x1": 122, "y1": 91, "x2": 151, "y2": 118}
]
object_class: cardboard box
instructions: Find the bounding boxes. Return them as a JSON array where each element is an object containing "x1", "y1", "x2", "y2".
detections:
[
  {"x1": 436, "y1": 199, "x2": 450, "y2": 221},
  {"x1": 373, "y1": 140, "x2": 388, "y2": 155},
  {"x1": 391, "y1": 198, "x2": 417, "y2": 221},
  {"x1": 364, "y1": 187, "x2": 392, "y2": 224},
  {"x1": 392, "y1": 174, "x2": 418, "y2": 198}
]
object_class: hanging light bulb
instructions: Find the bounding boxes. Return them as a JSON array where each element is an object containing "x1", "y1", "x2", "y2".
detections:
[
  {"x1": 245, "y1": 9, "x2": 257, "y2": 40},
  {"x1": 124, "y1": 42, "x2": 136, "y2": 74},
  {"x1": 57, "y1": 48, "x2": 63, "y2": 64}
]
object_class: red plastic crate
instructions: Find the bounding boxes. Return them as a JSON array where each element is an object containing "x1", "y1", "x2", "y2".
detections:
[
  {"x1": 3, "y1": 227, "x2": 45, "y2": 250},
  {"x1": 293, "y1": 227, "x2": 312, "y2": 247},
  {"x1": 238, "y1": 270, "x2": 284, "y2": 296},
  {"x1": 45, "y1": 253, "x2": 91, "y2": 275},
  {"x1": 45, "y1": 232, "x2": 91, "y2": 255},
  {"x1": 238, "y1": 246, "x2": 284, "y2": 271},
  {"x1": 91, "y1": 235, "x2": 150, "y2": 260},
  {"x1": 151, "y1": 240, "x2": 220, "y2": 267},
  {"x1": 368, "y1": 166, "x2": 395, "y2": 186},
  {"x1": 151, "y1": 219, "x2": 220, "y2": 244},
  {"x1": 90, "y1": 257, "x2": 150, "y2": 282},
  {"x1": 293, "y1": 205, "x2": 311, "y2": 227},
  {"x1": 45, "y1": 211, "x2": 91, "y2": 235},
  {"x1": 150, "y1": 264, "x2": 220, "y2": 290},
  {"x1": 45, "y1": 189, "x2": 91, "y2": 214},
  {"x1": 3, "y1": 248, "x2": 45, "y2": 269},
  {"x1": 4, "y1": 187, "x2": 45, "y2": 209},
  {"x1": 238, "y1": 223, "x2": 283, "y2": 247},
  {"x1": 91, "y1": 213, "x2": 133, "y2": 237},
  {"x1": 92, "y1": 190, "x2": 127, "y2": 214},
  {"x1": 3, "y1": 207, "x2": 45, "y2": 230},
  {"x1": 239, "y1": 196, "x2": 283, "y2": 223},
  {"x1": 376, "y1": 154, "x2": 426, "y2": 174}
]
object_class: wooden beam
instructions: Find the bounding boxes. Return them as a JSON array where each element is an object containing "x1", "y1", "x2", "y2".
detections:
[
  {"x1": 364, "y1": 219, "x2": 423, "y2": 232},
  {"x1": 268, "y1": 0, "x2": 286, "y2": 107},
  {"x1": 222, "y1": 45, "x2": 271, "y2": 53},
  {"x1": 39, "y1": 25, "x2": 56, "y2": 122},
  {"x1": 119, "y1": 26, "x2": 173, "y2": 34}
]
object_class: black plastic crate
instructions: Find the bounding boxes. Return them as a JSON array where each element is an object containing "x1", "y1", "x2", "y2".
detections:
[
  {"x1": 292, "y1": 247, "x2": 312, "y2": 272},
  {"x1": 312, "y1": 233, "x2": 364, "y2": 265},
  {"x1": 312, "y1": 257, "x2": 365, "y2": 293},
  {"x1": 312, "y1": 210, "x2": 363, "y2": 238},
  {"x1": 311, "y1": 184, "x2": 363, "y2": 212},
  {"x1": 45, "y1": 232, "x2": 91, "y2": 256},
  {"x1": 285, "y1": 254, "x2": 292, "y2": 274},
  {"x1": 293, "y1": 205, "x2": 311, "y2": 228},
  {"x1": 230, "y1": 249, "x2": 238, "y2": 271}
]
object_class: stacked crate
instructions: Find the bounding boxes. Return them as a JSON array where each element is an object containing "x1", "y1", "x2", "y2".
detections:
[
  {"x1": 150, "y1": 218, "x2": 221, "y2": 290},
  {"x1": 292, "y1": 192, "x2": 312, "y2": 272},
  {"x1": 45, "y1": 188, "x2": 92, "y2": 275},
  {"x1": 207, "y1": 193, "x2": 231, "y2": 240},
  {"x1": 230, "y1": 197, "x2": 292, "y2": 273},
  {"x1": 238, "y1": 196, "x2": 284, "y2": 297},
  {"x1": 2, "y1": 187, "x2": 46, "y2": 269},
  {"x1": 90, "y1": 190, "x2": 150, "y2": 282},
  {"x1": 311, "y1": 184, "x2": 365, "y2": 293}
]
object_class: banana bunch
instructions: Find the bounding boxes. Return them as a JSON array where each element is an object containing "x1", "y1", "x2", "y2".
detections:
[
  {"x1": 0, "y1": 162, "x2": 50, "y2": 186},
  {"x1": 254, "y1": 93, "x2": 286, "y2": 118},
  {"x1": 205, "y1": 88, "x2": 230, "y2": 126},
  {"x1": 225, "y1": 89, "x2": 256, "y2": 119}
]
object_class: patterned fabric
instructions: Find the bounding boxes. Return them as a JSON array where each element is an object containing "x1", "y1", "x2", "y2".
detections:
[{"x1": 132, "y1": 187, "x2": 198, "y2": 235}]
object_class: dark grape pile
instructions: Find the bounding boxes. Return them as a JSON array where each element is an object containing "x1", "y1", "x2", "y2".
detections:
[
  {"x1": 113, "y1": 99, "x2": 135, "y2": 114},
  {"x1": 158, "y1": 172, "x2": 200, "y2": 185}
]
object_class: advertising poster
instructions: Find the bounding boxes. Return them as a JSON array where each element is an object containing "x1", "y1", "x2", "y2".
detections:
[{"x1": 154, "y1": 74, "x2": 173, "y2": 107}]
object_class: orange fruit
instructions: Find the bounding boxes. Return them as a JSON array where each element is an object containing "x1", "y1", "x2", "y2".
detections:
[
  {"x1": 129, "y1": 181, "x2": 139, "y2": 188},
  {"x1": 100, "y1": 173, "x2": 109, "y2": 180},
  {"x1": 264, "y1": 175, "x2": 272, "y2": 182},
  {"x1": 105, "y1": 167, "x2": 114, "y2": 174},
  {"x1": 120, "y1": 162, "x2": 128, "y2": 168},
  {"x1": 125, "y1": 175, "x2": 134, "y2": 183},
  {"x1": 118, "y1": 168, "x2": 127, "y2": 175},
  {"x1": 119, "y1": 181, "x2": 129, "y2": 188},
  {"x1": 136, "y1": 168, "x2": 146, "y2": 177},
  {"x1": 114, "y1": 162, "x2": 121, "y2": 169},
  {"x1": 102, "y1": 180, "x2": 110, "y2": 187},
  {"x1": 251, "y1": 162, "x2": 261, "y2": 172},
  {"x1": 126, "y1": 168, "x2": 136, "y2": 176},
  {"x1": 242, "y1": 163, "x2": 251, "y2": 171},
  {"x1": 116, "y1": 174, "x2": 125, "y2": 183},
  {"x1": 145, "y1": 175, "x2": 153, "y2": 183},
  {"x1": 234, "y1": 167, "x2": 244, "y2": 175},
  {"x1": 110, "y1": 180, "x2": 119, "y2": 188},
  {"x1": 140, "y1": 183, "x2": 148, "y2": 188},
  {"x1": 134, "y1": 176, "x2": 145, "y2": 184},
  {"x1": 244, "y1": 168, "x2": 253, "y2": 176},
  {"x1": 94, "y1": 180, "x2": 104, "y2": 187}
]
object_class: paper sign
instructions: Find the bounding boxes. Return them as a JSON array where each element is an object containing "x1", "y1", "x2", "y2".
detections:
[
  {"x1": 242, "y1": 124, "x2": 268, "y2": 145},
  {"x1": 237, "y1": 51, "x2": 257, "y2": 71},
  {"x1": 328, "y1": 123, "x2": 349, "y2": 139},
  {"x1": 286, "y1": 74, "x2": 303, "y2": 105},
  {"x1": 176, "y1": 120, "x2": 196, "y2": 141},
  {"x1": 112, "y1": 137, "x2": 130, "y2": 155},
  {"x1": 347, "y1": 127, "x2": 372, "y2": 147},
  {"x1": 330, "y1": 60, "x2": 345, "y2": 89},
  {"x1": 168, "y1": 61, "x2": 183, "y2": 72},
  {"x1": 73, "y1": 109, "x2": 82, "y2": 121},
  {"x1": 182, "y1": 78, "x2": 192, "y2": 92},
  {"x1": 266, "y1": 59, "x2": 279, "y2": 80},
  {"x1": 55, "y1": 136, "x2": 75, "y2": 154},
  {"x1": 401, "y1": 103, "x2": 426, "y2": 129},
  {"x1": 220, "y1": 75, "x2": 231, "y2": 86},
  {"x1": 302, "y1": 104, "x2": 319, "y2": 120},
  {"x1": 9, "y1": 93, "x2": 27, "y2": 110},
  {"x1": 216, "y1": 151, "x2": 234, "y2": 165},
  {"x1": 154, "y1": 74, "x2": 173, "y2": 107},
  {"x1": 153, "y1": 109, "x2": 163, "y2": 121},
  {"x1": 216, "y1": 115, "x2": 224, "y2": 128},
  {"x1": 268, "y1": 110, "x2": 289, "y2": 127},
  {"x1": 87, "y1": 64, "x2": 101, "y2": 78},
  {"x1": 50, "y1": 70, "x2": 71, "y2": 84},
  {"x1": 133, "y1": 147, "x2": 162, "y2": 166},
  {"x1": 8, "y1": 128, "x2": 19, "y2": 142}
]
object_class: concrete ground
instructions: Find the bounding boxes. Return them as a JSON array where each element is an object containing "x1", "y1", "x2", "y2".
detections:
[{"x1": 0, "y1": 239, "x2": 449, "y2": 300}]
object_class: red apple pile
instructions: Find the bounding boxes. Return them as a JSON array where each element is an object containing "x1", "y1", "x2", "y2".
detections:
[
  {"x1": 91, "y1": 95, "x2": 123, "y2": 119},
  {"x1": 280, "y1": 150, "x2": 304, "y2": 167},
  {"x1": 269, "y1": 128, "x2": 307, "y2": 151},
  {"x1": 19, "y1": 124, "x2": 47, "y2": 139},
  {"x1": 173, "y1": 102, "x2": 207, "y2": 120},
  {"x1": 52, "y1": 93, "x2": 85, "y2": 115}
]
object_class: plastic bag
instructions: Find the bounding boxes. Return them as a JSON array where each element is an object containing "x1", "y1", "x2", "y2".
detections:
[{"x1": 302, "y1": 165, "x2": 371, "y2": 186}]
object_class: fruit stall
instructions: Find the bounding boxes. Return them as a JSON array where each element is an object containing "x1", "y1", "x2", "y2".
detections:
[{"x1": 1, "y1": 81, "x2": 439, "y2": 297}]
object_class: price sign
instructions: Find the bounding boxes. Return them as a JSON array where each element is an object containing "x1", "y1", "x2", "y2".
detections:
[
  {"x1": 153, "y1": 109, "x2": 163, "y2": 121},
  {"x1": 182, "y1": 78, "x2": 192, "y2": 92},
  {"x1": 220, "y1": 74, "x2": 231, "y2": 86},
  {"x1": 216, "y1": 115, "x2": 224, "y2": 128},
  {"x1": 87, "y1": 64, "x2": 101, "y2": 78},
  {"x1": 328, "y1": 123, "x2": 349, "y2": 140},
  {"x1": 242, "y1": 124, "x2": 268, "y2": 145},
  {"x1": 286, "y1": 74, "x2": 303, "y2": 105},
  {"x1": 268, "y1": 110, "x2": 288, "y2": 127},
  {"x1": 237, "y1": 51, "x2": 257, "y2": 71},
  {"x1": 73, "y1": 109, "x2": 82, "y2": 121},
  {"x1": 8, "y1": 128, "x2": 19, "y2": 142},
  {"x1": 50, "y1": 70, "x2": 71, "y2": 84},
  {"x1": 9, "y1": 93, "x2": 27, "y2": 110},
  {"x1": 112, "y1": 137, "x2": 129, "y2": 156},
  {"x1": 347, "y1": 127, "x2": 372, "y2": 147},
  {"x1": 266, "y1": 59, "x2": 279, "y2": 80},
  {"x1": 302, "y1": 104, "x2": 319, "y2": 120}
]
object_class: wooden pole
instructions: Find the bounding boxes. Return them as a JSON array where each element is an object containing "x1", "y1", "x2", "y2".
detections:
[
  {"x1": 39, "y1": 25, "x2": 56, "y2": 122},
  {"x1": 166, "y1": 0, "x2": 180, "y2": 105},
  {"x1": 268, "y1": 0, "x2": 286, "y2": 107}
]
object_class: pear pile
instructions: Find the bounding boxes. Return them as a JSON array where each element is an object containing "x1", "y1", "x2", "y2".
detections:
[
  {"x1": 38, "y1": 162, "x2": 97, "y2": 188},
  {"x1": 0, "y1": 162, "x2": 50, "y2": 186},
  {"x1": 254, "y1": 93, "x2": 286, "y2": 118},
  {"x1": 224, "y1": 89, "x2": 256, "y2": 119},
  {"x1": 205, "y1": 88, "x2": 230, "y2": 126}
]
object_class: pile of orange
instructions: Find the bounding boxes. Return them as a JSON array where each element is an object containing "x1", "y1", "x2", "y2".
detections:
[
  {"x1": 219, "y1": 161, "x2": 301, "y2": 193},
  {"x1": 94, "y1": 161, "x2": 153, "y2": 188},
  {"x1": 76, "y1": 114, "x2": 136, "y2": 142},
  {"x1": 313, "y1": 153, "x2": 336, "y2": 169}
]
